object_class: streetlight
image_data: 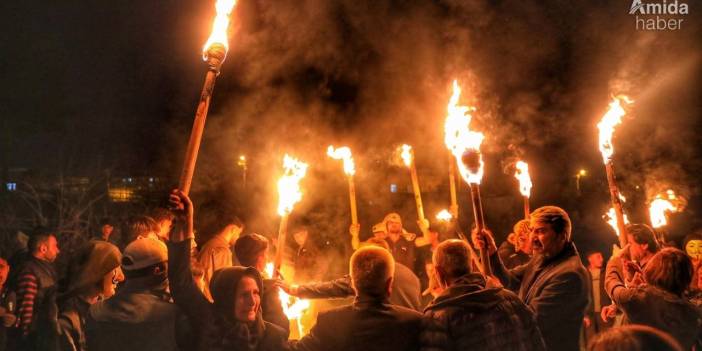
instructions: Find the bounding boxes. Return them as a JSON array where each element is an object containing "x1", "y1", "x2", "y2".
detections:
[
  {"x1": 238, "y1": 155, "x2": 247, "y2": 188},
  {"x1": 575, "y1": 169, "x2": 587, "y2": 194}
]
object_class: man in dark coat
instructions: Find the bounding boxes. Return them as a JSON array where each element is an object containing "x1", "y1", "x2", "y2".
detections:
[
  {"x1": 291, "y1": 246, "x2": 422, "y2": 351},
  {"x1": 279, "y1": 238, "x2": 422, "y2": 311},
  {"x1": 474, "y1": 206, "x2": 589, "y2": 351},
  {"x1": 420, "y1": 240, "x2": 545, "y2": 351}
]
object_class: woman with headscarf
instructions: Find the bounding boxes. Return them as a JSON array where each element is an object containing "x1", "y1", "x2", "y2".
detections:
[{"x1": 167, "y1": 189, "x2": 288, "y2": 351}]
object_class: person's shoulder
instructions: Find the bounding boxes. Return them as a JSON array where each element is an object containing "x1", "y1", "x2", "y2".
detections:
[
  {"x1": 264, "y1": 321, "x2": 288, "y2": 341},
  {"x1": 389, "y1": 303, "x2": 423, "y2": 319}
]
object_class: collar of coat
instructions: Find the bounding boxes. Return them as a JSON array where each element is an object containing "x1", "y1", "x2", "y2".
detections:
[{"x1": 424, "y1": 273, "x2": 504, "y2": 311}]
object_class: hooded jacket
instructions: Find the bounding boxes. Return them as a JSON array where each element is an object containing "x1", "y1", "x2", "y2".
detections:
[
  {"x1": 168, "y1": 240, "x2": 287, "y2": 351},
  {"x1": 420, "y1": 273, "x2": 545, "y2": 351}
]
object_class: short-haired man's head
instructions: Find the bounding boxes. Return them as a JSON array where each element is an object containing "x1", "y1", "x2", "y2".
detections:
[
  {"x1": 433, "y1": 240, "x2": 471, "y2": 283},
  {"x1": 28, "y1": 228, "x2": 56, "y2": 254},
  {"x1": 361, "y1": 237, "x2": 390, "y2": 251},
  {"x1": 350, "y1": 246, "x2": 394, "y2": 297},
  {"x1": 627, "y1": 224, "x2": 659, "y2": 253},
  {"x1": 234, "y1": 234, "x2": 268, "y2": 268},
  {"x1": 644, "y1": 248, "x2": 692, "y2": 297},
  {"x1": 530, "y1": 206, "x2": 571, "y2": 241},
  {"x1": 121, "y1": 216, "x2": 159, "y2": 245},
  {"x1": 513, "y1": 219, "x2": 530, "y2": 237}
]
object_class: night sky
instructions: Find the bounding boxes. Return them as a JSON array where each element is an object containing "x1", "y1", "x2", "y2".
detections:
[{"x1": 2, "y1": 0, "x2": 701, "y2": 250}]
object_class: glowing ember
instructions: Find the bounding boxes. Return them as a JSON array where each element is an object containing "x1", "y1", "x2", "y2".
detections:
[
  {"x1": 279, "y1": 289, "x2": 310, "y2": 320},
  {"x1": 514, "y1": 161, "x2": 532, "y2": 197},
  {"x1": 327, "y1": 145, "x2": 356, "y2": 176},
  {"x1": 436, "y1": 209, "x2": 453, "y2": 222},
  {"x1": 649, "y1": 190, "x2": 685, "y2": 228},
  {"x1": 603, "y1": 193, "x2": 629, "y2": 237},
  {"x1": 444, "y1": 80, "x2": 485, "y2": 184},
  {"x1": 400, "y1": 144, "x2": 413, "y2": 167},
  {"x1": 202, "y1": 0, "x2": 238, "y2": 59},
  {"x1": 597, "y1": 96, "x2": 632, "y2": 163},
  {"x1": 603, "y1": 207, "x2": 630, "y2": 237},
  {"x1": 277, "y1": 155, "x2": 308, "y2": 216},
  {"x1": 264, "y1": 262, "x2": 274, "y2": 278}
]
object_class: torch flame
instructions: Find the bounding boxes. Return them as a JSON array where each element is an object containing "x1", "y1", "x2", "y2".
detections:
[
  {"x1": 649, "y1": 190, "x2": 685, "y2": 228},
  {"x1": 264, "y1": 262, "x2": 274, "y2": 278},
  {"x1": 279, "y1": 289, "x2": 310, "y2": 320},
  {"x1": 202, "y1": 0, "x2": 238, "y2": 59},
  {"x1": 277, "y1": 154, "x2": 308, "y2": 216},
  {"x1": 327, "y1": 146, "x2": 356, "y2": 176},
  {"x1": 603, "y1": 192, "x2": 629, "y2": 237},
  {"x1": 597, "y1": 96, "x2": 632, "y2": 164},
  {"x1": 436, "y1": 209, "x2": 453, "y2": 222},
  {"x1": 444, "y1": 80, "x2": 485, "y2": 184},
  {"x1": 514, "y1": 161, "x2": 532, "y2": 197},
  {"x1": 400, "y1": 144, "x2": 413, "y2": 167}
]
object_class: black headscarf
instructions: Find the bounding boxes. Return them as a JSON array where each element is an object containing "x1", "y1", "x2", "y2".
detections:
[{"x1": 209, "y1": 266, "x2": 266, "y2": 351}]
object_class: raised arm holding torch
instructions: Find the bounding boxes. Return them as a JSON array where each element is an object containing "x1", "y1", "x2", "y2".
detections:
[
  {"x1": 514, "y1": 160, "x2": 532, "y2": 219},
  {"x1": 327, "y1": 145, "x2": 360, "y2": 249},
  {"x1": 597, "y1": 96, "x2": 632, "y2": 247},
  {"x1": 274, "y1": 154, "x2": 308, "y2": 279},
  {"x1": 179, "y1": 0, "x2": 238, "y2": 195},
  {"x1": 444, "y1": 80, "x2": 491, "y2": 275}
]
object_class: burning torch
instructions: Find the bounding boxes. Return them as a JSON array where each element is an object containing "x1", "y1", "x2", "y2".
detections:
[
  {"x1": 444, "y1": 80, "x2": 490, "y2": 275},
  {"x1": 327, "y1": 146, "x2": 360, "y2": 249},
  {"x1": 400, "y1": 144, "x2": 431, "y2": 244},
  {"x1": 514, "y1": 161, "x2": 532, "y2": 219},
  {"x1": 179, "y1": 0, "x2": 238, "y2": 195},
  {"x1": 597, "y1": 96, "x2": 632, "y2": 248},
  {"x1": 274, "y1": 155, "x2": 308, "y2": 279},
  {"x1": 649, "y1": 190, "x2": 686, "y2": 244}
]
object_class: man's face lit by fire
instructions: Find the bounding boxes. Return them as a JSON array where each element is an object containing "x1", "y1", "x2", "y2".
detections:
[
  {"x1": 685, "y1": 240, "x2": 702, "y2": 261},
  {"x1": 235, "y1": 276, "x2": 260, "y2": 322},
  {"x1": 386, "y1": 220, "x2": 402, "y2": 234},
  {"x1": 529, "y1": 220, "x2": 566, "y2": 259},
  {"x1": 293, "y1": 230, "x2": 308, "y2": 247},
  {"x1": 627, "y1": 235, "x2": 650, "y2": 262},
  {"x1": 587, "y1": 252, "x2": 604, "y2": 269}
]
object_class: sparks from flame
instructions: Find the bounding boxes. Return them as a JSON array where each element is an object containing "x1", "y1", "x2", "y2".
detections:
[
  {"x1": 202, "y1": 0, "x2": 238, "y2": 59},
  {"x1": 602, "y1": 193, "x2": 629, "y2": 237},
  {"x1": 597, "y1": 96, "x2": 633, "y2": 163},
  {"x1": 514, "y1": 161, "x2": 532, "y2": 197},
  {"x1": 444, "y1": 80, "x2": 485, "y2": 184},
  {"x1": 277, "y1": 155, "x2": 308, "y2": 216},
  {"x1": 436, "y1": 209, "x2": 453, "y2": 222},
  {"x1": 649, "y1": 190, "x2": 685, "y2": 228},
  {"x1": 327, "y1": 146, "x2": 356, "y2": 176},
  {"x1": 400, "y1": 144, "x2": 413, "y2": 167}
]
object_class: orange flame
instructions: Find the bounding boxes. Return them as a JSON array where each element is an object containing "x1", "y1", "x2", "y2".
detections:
[
  {"x1": 603, "y1": 193, "x2": 628, "y2": 237},
  {"x1": 277, "y1": 155, "x2": 308, "y2": 216},
  {"x1": 649, "y1": 190, "x2": 685, "y2": 228},
  {"x1": 202, "y1": 0, "x2": 238, "y2": 59},
  {"x1": 400, "y1": 144, "x2": 413, "y2": 167},
  {"x1": 327, "y1": 146, "x2": 355, "y2": 176},
  {"x1": 436, "y1": 209, "x2": 453, "y2": 222},
  {"x1": 444, "y1": 80, "x2": 485, "y2": 184},
  {"x1": 597, "y1": 96, "x2": 632, "y2": 163},
  {"x1": 514, "y1": 161, "x2": 532, "y2": 197}
]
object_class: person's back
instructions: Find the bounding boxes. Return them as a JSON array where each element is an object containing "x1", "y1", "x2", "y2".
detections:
[
  {"x1": 88, "y1": 238, "x2": 182, "y2": 351},
  {"x1": 292, "y1": 246, "x2": 422, "y2": 351},
  {"x1": 421, "y1": 240, "x2": 544, "y2": 351}
]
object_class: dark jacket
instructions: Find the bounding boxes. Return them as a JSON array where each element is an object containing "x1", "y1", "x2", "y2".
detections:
[
  {"x1": 88, "y1": 278, "x2": 183, "y2": 351},
  {"x1": 168, "y1": 240, "x2": 288, "y2": 351},
  {"x1": 420, "y1": 273, "x2": 545, "y2": 351},
  {"x1": 605, "y1": 255, "x2": 702, "y2": 350},
  {"x1": 291, "y1": 295, "x2": 422, "y2": 351},
  {"x1": 386, "y1": 237, "x2": 416, "y2": 273},
  {"x1": 295, "y1": 263, "x2": 422, "y2": 311},
  {"x1": 491, "y1": 242, "x2": 589, "y2": 351}
]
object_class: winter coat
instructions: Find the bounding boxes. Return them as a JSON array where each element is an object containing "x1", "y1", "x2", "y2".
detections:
[
  {"x1": 168, "y1": 240, "x2": 288, "y2": 351},
  {"x1": 88, "y1": 278, "x2": 184, "y2": 351},
  {"x1": 295, "y1": 263, "x2": 422, "y2": 311},
  {"x1": 198, "y1": 234, "x2": 233, "y2": 300},
  {"x1": 420, "y1": 273, "x2": 545, "y2": 351},
  {"x1": 491, "y1": 242, "x2": 589, "y2": 351},
  {"x1": 605, "y1": 255, "x2": 702, "y2": 350},
  {"x1": 386, "y1": 237, "x2": 417, "y2": 273},
  {"x1": 291, "y1": 295, "x2": 422, "y2": 351}
]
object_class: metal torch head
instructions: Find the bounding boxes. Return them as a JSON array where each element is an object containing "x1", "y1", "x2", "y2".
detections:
[{"x1": 204, "y1": 43, "x2": 228, "y2": 73}]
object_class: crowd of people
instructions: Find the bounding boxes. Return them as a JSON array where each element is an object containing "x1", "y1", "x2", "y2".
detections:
[{"x1": 0, "y1": 189, "x2": 700, "y2": 351}]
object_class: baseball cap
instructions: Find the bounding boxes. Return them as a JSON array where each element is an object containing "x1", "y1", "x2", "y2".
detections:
[{"x1": 122, "y1": 237, "x2": 167, "y2": 270}]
